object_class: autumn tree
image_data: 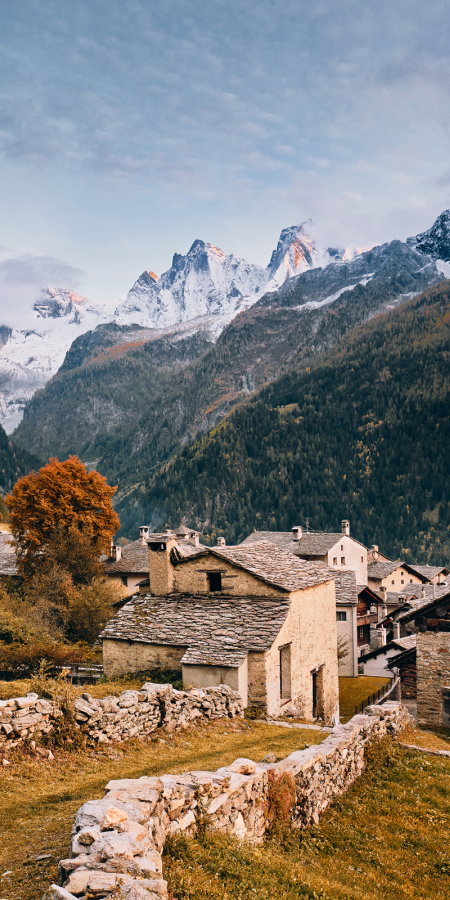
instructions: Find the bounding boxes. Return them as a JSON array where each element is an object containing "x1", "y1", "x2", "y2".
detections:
[{"x1": 6, "y1": 456, "x2": 120, "y2": 581}]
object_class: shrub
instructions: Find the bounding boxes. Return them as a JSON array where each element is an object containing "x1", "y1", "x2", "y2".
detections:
[{"x1": 266, "y1": 770, "x2": 296, "y2": 840}]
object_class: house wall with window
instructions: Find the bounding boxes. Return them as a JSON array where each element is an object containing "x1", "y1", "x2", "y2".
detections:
[
  {"x1": 326, "y1": 536, "x2": 367, "y2": 585},
  {"x1": 172, "y1": 552, "x2": 283, "y2": 599},
  {"x1": 263, "y1": 580, "x2": 339, "y2": 722},
  {"x1": 336, "y1": 604, "x2": 358, "y2": 677}
]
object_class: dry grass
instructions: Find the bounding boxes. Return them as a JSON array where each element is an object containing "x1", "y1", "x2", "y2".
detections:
[
  {"x1": 0, "y1": 720, "x2": 322, "y2": 900},
  {"x1": 338, "y1": 675, "x2": 391, "y2": 722},
  {"x1": 0, "y1": 671, "x2": 182, "y2": 702},
  {"x1": 401, "y1": 724, "x2": 450, "y2": 753}
]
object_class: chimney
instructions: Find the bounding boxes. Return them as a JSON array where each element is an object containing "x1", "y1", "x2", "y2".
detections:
[
  {"x1": 342, "y1": 519, "x2": 350, "y2": 536},
  {"x1": 110, "y1": 544, "x2": 122, "y2": 561},
  {"x1": 371, "y1": 544, "x2": 379, "y2": 561},
  {"x1": 139, "y1": 526, "x2": 149, "y2": 546},
  {"x1": 380, "y1": 627, "x2": 387, "y2": 647},
  {"x1": 189, "y1": 532, "x2": 200, "y2": 548},
  {"x1": 393, "y1": 622, "x2": 400, "y2": 640},
  {"x1": 217, "y1": 536, "x2": 226, "y2": 547},
  {"x1": 292, "y1": 526, "x2": 302, "y2": 541},
  {"x1": 421, "y1": 584, "x2": 426, "y2": 598},
  {"x1": 147, "y1": 532, "x2": 178, "y2": 595}
]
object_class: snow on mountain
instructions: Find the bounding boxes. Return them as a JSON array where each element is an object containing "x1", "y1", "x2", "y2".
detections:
[
  {"x1": 407, "y1": 209, "x2": 450, "y2": 261},
  {"x1": 115, "y1": 239, "x2": 269, "y2": 329},
  {"x1": 0, "y1": 288, "x2": 111, "y2": 433},
  {"x1": 266, "y1": 220, "x2": 345, "y2": 289}
]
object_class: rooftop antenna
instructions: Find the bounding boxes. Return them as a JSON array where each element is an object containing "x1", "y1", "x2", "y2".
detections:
[{"x1": 305, "y1": 518, "x2": 310, "y2": 533}]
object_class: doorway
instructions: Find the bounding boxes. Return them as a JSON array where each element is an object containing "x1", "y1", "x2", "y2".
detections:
[{"x1": 279, "y1": 644, "x2": 291, "y2": 699}]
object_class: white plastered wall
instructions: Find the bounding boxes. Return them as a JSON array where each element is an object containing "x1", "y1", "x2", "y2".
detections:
[{"x1": 327, "y1": 536, "x2": 367, "y2": 585}]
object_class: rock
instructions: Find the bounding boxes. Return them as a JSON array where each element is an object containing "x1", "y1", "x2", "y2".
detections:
[
  {"x1": 76, "y1": 826, "x2": 100, "y2": 845},
  {"x1": 86, "y1": 871, "x2": 133, "y2": 896},
  {"x1": 100, "y1": 806, "x2": 128, "y2": 828},
  {"x1": 262, "y1": 753, "x2": 277, "y2": 763},
  {"x1": 42, "y1": 885, "x2": 78, "y2": 900},
  {"x1": 63, "y1": 868, "x2": 90, "y2": 895},
  {"x1": 114, "y1": 880, "x2": 168, "y2": 900},
  {"x1": 228, "y1": 758, "x2": 256, "y2": 775}
]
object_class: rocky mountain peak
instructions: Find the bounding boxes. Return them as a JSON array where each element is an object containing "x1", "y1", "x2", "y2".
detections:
[
  {"x1": 33, "y1": 287, "x2": 90, "y2": 319},
  {"x1": 407, "y1": 209, "x2": 450, "y2": 260},
  {"x1": 266, "y1": 220, "x2": 345, "y2": 289}
]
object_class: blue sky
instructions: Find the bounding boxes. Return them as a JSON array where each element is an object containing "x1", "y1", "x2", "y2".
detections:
[{"x1": 1, "y1": 0, "x2": 450, "y2": 307}]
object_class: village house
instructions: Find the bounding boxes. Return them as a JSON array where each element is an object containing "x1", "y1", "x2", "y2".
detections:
[
  {"x1": 242, "y1": 520, "x2": 368, "y2": 584},
  {"x1": 100, "y1": 529, "x2": 340, "y2": 723},
  {"x1": 406, "y1": 564, "x2": 450, "y2": 584},
  {"x1": 367, "y1": 551, "x2": 426, "y2": 593},
  {"x1": 373, "y1": 584, "x2": 450, "y2": 726}
]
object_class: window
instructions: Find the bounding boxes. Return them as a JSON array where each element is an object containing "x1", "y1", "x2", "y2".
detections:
[
  {"x1": 401, "y1": 571, "x2": 404, "y2": 576},
  {"x1": 207, "y1": 571, "x2": 222, "y2": 592},
  {"x1": 280, "y1": 644, "x2": 291, "y2": 699},
  {"x1": 361, "y1": 557, "x2": 364, "y2": 563},
  {"x1": 341, "y1": 545, "x2": 343, "y2": 551},
  {"x1": 333, "y1": 557, "x2": 337, "y2": 565},
  {"x1": 336, "y1": 611, "x2": 347, "y2": 621},
  {"x1": 341, "y1": 557, "x2": 345, "y2": 565},
  {"x1": 391, "y1": 580, "x2": 395, "y2": 584},
  {"x1": 401, "y1": 579, "x2": 404, "y2": 585},
  {"x1": 410, "y1": 579, "x2": 413, "y2": 583},
  {"x1": 121, "y1": 576, "x2": 128, "y2": 587}
]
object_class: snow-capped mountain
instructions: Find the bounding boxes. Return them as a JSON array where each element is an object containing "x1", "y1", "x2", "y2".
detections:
[
  {"x1": 266, "y1": 220, "x2": 345, "y2": 289},
  {"x1": 0, "y1": 288, "x2": 111, "y2": 432},
  {"x1": 3, "y1": 211, "x2": 450, "y2": 435},
  {"x1": 115, "y1": 239, "x2": 269, "y2": 330},
  {"x1": 407, "y1": 209, "x2": 450, "y2": 262}
]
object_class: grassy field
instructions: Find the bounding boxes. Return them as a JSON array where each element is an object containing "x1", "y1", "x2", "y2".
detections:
[
  {"x1": 0, "y1": 720, "x2": 322, "y2": 900},
  {"x1": 338, "y1": 675, "x2": 391, "y2": 722}
]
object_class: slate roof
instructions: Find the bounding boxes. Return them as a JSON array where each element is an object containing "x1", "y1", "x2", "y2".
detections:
[
  {"x1": 395, "y1": 585, "x2": 450, "y2": 621},
  {"x1": 100, "y1": 594, "x2": 291, "y2": 656},
  {"x1": 407, "y1": 564, "x2": 449, "y2": 581},
  {"x1": 334, "y1": 570, "x2": 358, "y2": 605},
  {"x1": 0, "y1": 532, "x2": 18, "y2": 576},
  {"x1": 367, "y1": 560, "x2": 424, "y2": 581},
  {"x1": 208, "y1": 541, "x2": 335, "y2": 591},
  {"x1": 359, "y1": 634, "x2": 416, "y2": 663},
  {"x1": 104, "y1": 539, "x2": 149, "y2": 575},
  {"x1": 181, "y1": 647, "x2": 248, "y2": 667},
  {"x1": 242, "y1": 530, "x2": 366, "y2": 555}
]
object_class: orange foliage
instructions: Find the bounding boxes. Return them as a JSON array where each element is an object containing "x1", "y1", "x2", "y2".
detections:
[{"x1": 6, "y1": 456, "x2": 120, "y2": 579}]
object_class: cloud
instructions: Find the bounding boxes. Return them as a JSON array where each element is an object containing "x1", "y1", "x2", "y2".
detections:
[{"x1": 0, "y1": 254, "x2": 85, "y2": 329}]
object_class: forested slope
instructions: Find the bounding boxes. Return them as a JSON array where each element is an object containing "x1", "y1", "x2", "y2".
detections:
[
  {"x1": 0, "y1": 424, "x2": 39, "y2": 495},
  {"x1": 121, "y1": 280, "x2": 450, "y2": 564}
]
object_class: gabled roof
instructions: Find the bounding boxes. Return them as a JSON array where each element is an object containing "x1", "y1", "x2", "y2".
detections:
[
  {"x1": 359, "y1": 634, "x2": 416, "y2": 662},
  {"x1": 395, "y1": 585, "x2": 450, "y2": 621},
  {"x1": 104, "y1": 539, "x2": 149, "y2": 575},
  {"x1": 407, "y1": 564, "x2": 450, "y2": 581},
  {"x1": 208, "y1": 541, "x2": 335, "y2": 591},
  {"x1": 367, "y1": 560, "x2": 426, "y2": 581},
  {"x1": 100, "y1": 593, "x2": 291, "y2": 656},
  {"x1": 241, "y1": 530, "x2": 366, "y2": 556}
]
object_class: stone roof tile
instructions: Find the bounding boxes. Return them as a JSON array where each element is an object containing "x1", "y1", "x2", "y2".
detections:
[{"x1": 209, "y1": 541, "x2": 335, "y2": 591}]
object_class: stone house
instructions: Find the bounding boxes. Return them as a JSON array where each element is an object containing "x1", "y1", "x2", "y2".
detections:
[
  {"x1": 242, "y1": 520, "x2": 368, "y2": 584},
  {"x1": 406, "y1": 564, "x2": 450, "y2": 585},
  {"x1": 367, "y1": 557, "x2": 426, "y2": 593},
  {"x1": 379, "y1": 585, "x2": 450, "y2": 726},
  {"x1": 101, "y1": 531, "x2": 340, "y2": 723}
]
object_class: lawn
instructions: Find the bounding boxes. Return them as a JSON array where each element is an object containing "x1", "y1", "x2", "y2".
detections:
[{"x1": 339, "y1": 675, "x2": 391, "y2": 722}]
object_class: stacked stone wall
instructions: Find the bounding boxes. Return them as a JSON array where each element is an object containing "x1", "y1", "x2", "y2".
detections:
[
  {"x1": 42, "y1": 701, "x2": 410, "y2": 900},
  {"x1": 417, "y1": 631, "x2": 450, "y2": 725},
  {"x1": 0, "y1": 683, "x2": 243, "y2": 751}
]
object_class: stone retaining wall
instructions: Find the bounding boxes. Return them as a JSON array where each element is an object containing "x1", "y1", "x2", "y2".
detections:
[
  {"x1": 43, "y1": 701, "x2": 410, "y2": 900},
  {"x1": 0, "y1": 683, "x2": 244, "y2": 750}
]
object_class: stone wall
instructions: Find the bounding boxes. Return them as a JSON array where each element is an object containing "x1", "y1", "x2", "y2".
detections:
[
  {"x1": 417, "y1": 631, "x2": 450, "y2": 725},
  {"x1": 0, "y1": 683, "x2": 243, "y2": 751},
  {"x1": 43, "y1": 701, "x2": 410, "y2": 900}
]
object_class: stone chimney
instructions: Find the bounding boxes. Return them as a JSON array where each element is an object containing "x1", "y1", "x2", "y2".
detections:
[
  {"x1": 110, "y1": 544, "x2": 122, "y2": 562},
  {"x1": 341, "y1": 519, "x2": 350, "y2": 536},
  {"x1": 292, "y1": 526, "x2": 302, "y2": 541},
  {"x1": 189, "y1": 532, "x2": 200, "y2": 548},
  {"x1": 147, "y1": 532, "x2": 178, "y2": 595},
  {"x1": 217, "y1": 536, "x2": 226, "y2": 547},
  {"x1": 421, "y1": 584, "x2": 426, "y2": 598},
  {"x1": 139, "y1": 526, "x2": 149, "y2": 546},
  {"x1": 393, "y1": 622, "x2": 401, "y2": 640},
  {"x1": 371, "y1": 544, "x2": 379, "y2": 561}
]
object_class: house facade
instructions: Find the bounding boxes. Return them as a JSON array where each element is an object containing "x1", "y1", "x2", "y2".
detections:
[
  {"x1": 101, "y1": 531, "x2": 340, "y2": 723},
  {"x1": 367, "y1": 557, "x2": 426, "y2": 593}
]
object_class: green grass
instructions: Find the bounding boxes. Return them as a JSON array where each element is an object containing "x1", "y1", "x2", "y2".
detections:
[
  {"x1": 163, "y1": 740, "x2": 450, "y2": 900},
  {"x1": 0, "y1": 720, "x2": 322, "y2": 900},
  {"x1": 339, "y1": 676, "x2": 391, "y2": 722}
]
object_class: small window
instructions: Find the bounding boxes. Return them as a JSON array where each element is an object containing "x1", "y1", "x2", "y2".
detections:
[
  {"x1": 341, "y1": 544, "x2": 343, "y2": 551},
  {"x1": 333, "y1": 557, "x2": 337, "y2": 565},
  {"x1": 401, "y1": 571, "x2": 404, "y2": 576},
  {"x1": 341, "y1": 557, "x2": 345, "y2": 565},
  {"x1": 391, "y1": 580, "x2": 395, "y2": 584},
  {"x1": 207, "y1": 571, "x2": 222, "y2": 592},
  {"x1": 410, "y1": 579, "x2": 413, "y2": 583},
  {"x1": 121, "y1": 576, "x2": 128, "y2": 587},
  {"x1": 336, "y1": 611, "x2": 347, "y2": 621},
  {"x1": 361, "y1": 556, "x2": 364, "y2": 563},
  {"x1": 401, "y1": 579, "x2": 404, "y2": 585}
]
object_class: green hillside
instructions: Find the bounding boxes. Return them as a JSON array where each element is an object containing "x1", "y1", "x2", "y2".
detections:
[
  {"x1": 0, "y1": 423, "x2": 39, "y2": 498},
  {"x1": 120, "y1": 280, "x2": 450, "y2": 564}
]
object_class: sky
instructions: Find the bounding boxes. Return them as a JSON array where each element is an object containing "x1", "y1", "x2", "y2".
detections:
[{"x1": 1, "y1": 0, "x2": 450, "y2": 310}]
